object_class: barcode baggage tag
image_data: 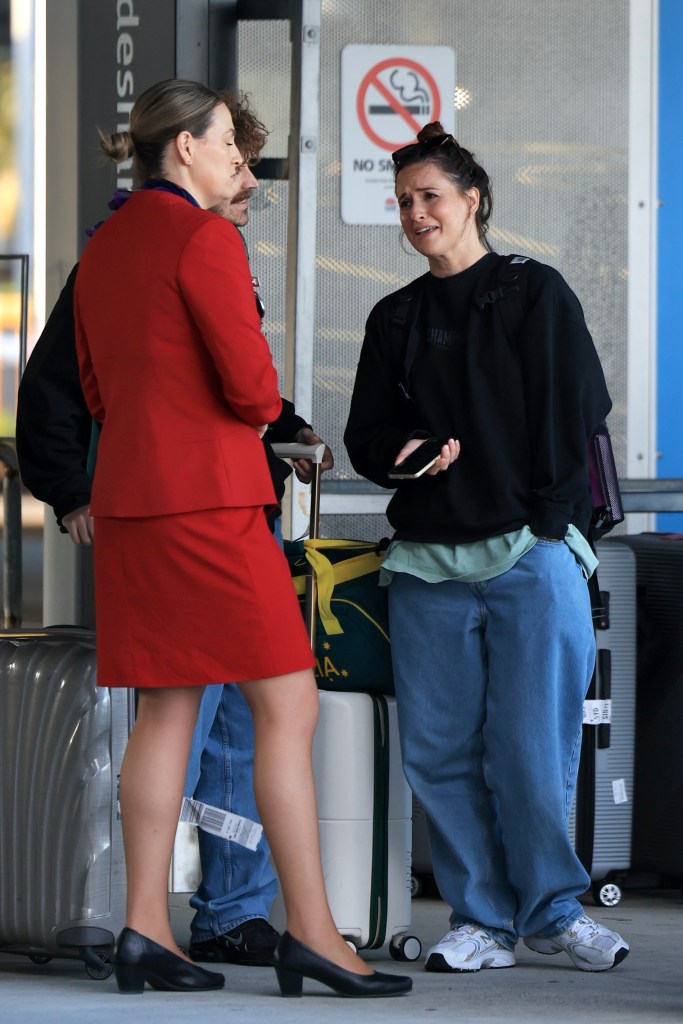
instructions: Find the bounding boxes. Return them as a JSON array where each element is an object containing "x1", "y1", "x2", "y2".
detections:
[
  {"x1": 582, "y1": 699, "x2": 611, "y2": 724},
  {"x1": 180, "y1": 797, "x2": 263, "y2": 851}
]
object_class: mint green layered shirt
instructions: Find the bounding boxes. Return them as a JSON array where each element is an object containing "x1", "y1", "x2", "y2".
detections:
[{"x1": 379, "y1": 525, "x2": 597, "y2": 586}]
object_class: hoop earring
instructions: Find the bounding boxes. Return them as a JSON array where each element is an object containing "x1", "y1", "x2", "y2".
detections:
[{"x1": 399, "y1": 228, "x2": 420, "y2": 257}]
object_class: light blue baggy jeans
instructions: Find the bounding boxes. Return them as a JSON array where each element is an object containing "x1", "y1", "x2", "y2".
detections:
[{"x1": 388, "y1": 539, "x2": 595, "y2": 950}]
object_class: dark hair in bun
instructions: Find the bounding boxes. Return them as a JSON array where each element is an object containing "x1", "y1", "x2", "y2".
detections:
[{"x1": 394, "y1": 121, "x2": 493, "y2": 249}]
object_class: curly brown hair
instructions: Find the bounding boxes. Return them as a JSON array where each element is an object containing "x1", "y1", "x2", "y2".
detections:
[{"x1": 220, "y1": 90, "x2": 269, "y2": 166}]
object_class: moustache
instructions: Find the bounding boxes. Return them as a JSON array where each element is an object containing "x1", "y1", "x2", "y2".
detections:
[{"x1": 232, "y1": 188, "x2": 257, "y2": 204}]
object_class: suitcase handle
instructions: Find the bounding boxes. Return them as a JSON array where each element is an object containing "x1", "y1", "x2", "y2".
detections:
[
  {"x1": 271, "y1": 441, "x2": 326, "y2": 542},
  {"x1": 597, "y1": 649, "x2": 612, "y2": 750},
  {"x1": 270, "y1": 442, "x2": 326, "y2": 463},
  {"x1": 272, "y1": 443, "x2": 326, "y2": 647}
]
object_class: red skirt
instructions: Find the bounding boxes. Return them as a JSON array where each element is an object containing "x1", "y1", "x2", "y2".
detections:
[{"x1": 93, "y1": 506, "x2": 314, "y2": 688}]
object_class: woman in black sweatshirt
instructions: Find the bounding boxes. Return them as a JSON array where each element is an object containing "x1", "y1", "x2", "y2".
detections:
[{"x1": 345, "y1": 123, "x2": 629, "y2": 975}]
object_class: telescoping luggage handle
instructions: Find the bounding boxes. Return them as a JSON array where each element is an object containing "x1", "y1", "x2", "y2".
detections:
[{"x1": 271, "y1": 442, "x2": 326, "y2": 648}]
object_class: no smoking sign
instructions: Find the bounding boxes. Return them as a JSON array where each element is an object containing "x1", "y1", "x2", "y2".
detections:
[
  {"x1": 342, "y1": 45, "x2": 455, "y2": 225},
  {"x1": 357, "y1": 58, "x2": 442, "y2": 151}
]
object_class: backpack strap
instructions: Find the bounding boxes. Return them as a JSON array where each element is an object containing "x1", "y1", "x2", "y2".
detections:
[
  {"x1": 388, "y1": 283, "x2": 425, "y2": 396},
  {"x1": 389, "y1": 289, "x2": 414, "y2": 330},
  {"x1": 473, "y1": 254, "x2": 530, "y2": 331}
]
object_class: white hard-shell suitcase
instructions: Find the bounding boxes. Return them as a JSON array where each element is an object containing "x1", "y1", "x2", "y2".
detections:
[
  {"x1": 270, "y1": 445, "x2": 421, "y2": 962},
  {"x1": 0, "y1": 629, "x2": 133, "y2": 978},
  {"x1": 312, "y1": 690, "x2": 421, "y2": 961}
]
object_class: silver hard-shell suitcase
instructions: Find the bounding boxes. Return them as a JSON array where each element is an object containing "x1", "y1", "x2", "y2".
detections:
[{"x1": 0, "y1": 629, "x2": 132, "y2": 978}]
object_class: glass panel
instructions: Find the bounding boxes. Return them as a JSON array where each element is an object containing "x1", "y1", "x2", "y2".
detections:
[
  {"x1": 243, "y1": 2, "x2": 629, "y2": 540},
  {"x1": 238, "y1": 19, "x2": 291, "y2": 387}
]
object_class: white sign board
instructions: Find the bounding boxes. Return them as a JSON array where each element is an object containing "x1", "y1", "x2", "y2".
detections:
[{"x1": 341, "y1": 44, "x2": 456, "y2": 226}]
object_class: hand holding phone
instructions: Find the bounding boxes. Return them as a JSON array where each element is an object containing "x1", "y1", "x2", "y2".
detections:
[{"x1": 388, "y1": 437, "x2": 451, "y2": 479}]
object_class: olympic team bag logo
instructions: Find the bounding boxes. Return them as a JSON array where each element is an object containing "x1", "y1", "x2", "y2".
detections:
[{"x1": 285, "y1": 539, "x2": 394, "y2": 695}]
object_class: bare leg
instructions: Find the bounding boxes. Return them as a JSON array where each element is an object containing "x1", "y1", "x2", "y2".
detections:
[
  {"x1": 120, "y1": 685, "x2": 205, "y2": 954},
  {"x1": 238, "y1": 670, "x2": 373, "y2": 975}
]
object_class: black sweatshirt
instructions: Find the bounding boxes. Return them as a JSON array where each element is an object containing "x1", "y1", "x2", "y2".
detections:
[{"x1": 344, "y1": 253, "x2": 612, "y2": 543}]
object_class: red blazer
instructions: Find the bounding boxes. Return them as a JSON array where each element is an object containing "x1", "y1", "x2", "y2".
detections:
[{"x1": 74, "y1": 190, "x2": 282, "y2": 517}]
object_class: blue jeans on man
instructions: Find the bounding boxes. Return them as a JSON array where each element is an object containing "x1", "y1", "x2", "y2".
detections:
[
  {"x1": 182, "y1": 518, "x2": 283, "y2": 965},
  {"x1": 183, "y1": 683, "x2": 278, "y2": 963}
]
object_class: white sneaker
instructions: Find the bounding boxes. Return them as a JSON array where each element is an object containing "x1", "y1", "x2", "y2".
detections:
[
  {"x1": 524, "y1": 915, "x2": 629, "y2": 971},
  {"x1": 425, "y1": 924, "x2": 516, "y2": 972}
]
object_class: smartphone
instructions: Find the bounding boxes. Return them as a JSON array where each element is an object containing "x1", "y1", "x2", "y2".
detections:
[{"x1": 388, "y1": 437, "x2": 449, "y2": 479}]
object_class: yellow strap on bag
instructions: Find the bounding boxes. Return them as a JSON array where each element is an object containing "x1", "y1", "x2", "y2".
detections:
[{"x1": 292, "y1": 540, "x2": 386, "y2": 636}]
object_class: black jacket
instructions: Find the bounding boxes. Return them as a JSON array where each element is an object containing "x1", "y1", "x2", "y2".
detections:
[
  {"x1": 344, "y1": 253, "x2": 612, "y2": 543},
  {"x1": 16, "y1": 264, "x2": 309, "y2": 528},
  {"x1": 16, "y1": 264, "x2": 92, "y2": 523}
]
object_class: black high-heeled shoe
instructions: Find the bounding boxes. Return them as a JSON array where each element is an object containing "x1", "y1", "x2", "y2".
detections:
[
  {"x1": 114, "y1": 927, "x2": 225, "y2": 994},
  {"x1": 273, "y1": 931, "x2": 412, "y2": 998}
]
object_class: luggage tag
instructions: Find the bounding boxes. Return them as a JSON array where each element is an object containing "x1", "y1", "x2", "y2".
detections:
[
  {"x1": 612, "y1": 779, "x2": 628, "y2": 805},
  {"x1": 180, "y1": 796, "x2": 263, "y2": 851},
  {"x1": 582, "y1": 699, "x2": 611, "y2": 724}
]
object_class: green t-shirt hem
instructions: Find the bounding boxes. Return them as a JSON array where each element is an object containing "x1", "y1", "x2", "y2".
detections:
[{"x1": 379, "y1": 524, "x2": 597, "y2": 585}]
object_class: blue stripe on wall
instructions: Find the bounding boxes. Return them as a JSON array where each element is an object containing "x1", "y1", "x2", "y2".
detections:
[{"x1": 657, "y1": 0, "x2": 683, "y2": 530}]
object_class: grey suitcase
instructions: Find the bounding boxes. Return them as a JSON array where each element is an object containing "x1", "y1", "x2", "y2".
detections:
[
  {"x1": 410, "y1": 541, "x2": 638, "y2": 909},
  {"x1": 569, "y1": 539, "x2": 637, "y2": 907},
  {"x1": 0, "y1": 629, "x2": 132, "y2": 978}
]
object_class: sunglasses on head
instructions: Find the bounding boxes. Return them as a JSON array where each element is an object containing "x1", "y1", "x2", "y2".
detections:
[{"x1": 391, "y1": 133, "x2": 471, "y2": 171}]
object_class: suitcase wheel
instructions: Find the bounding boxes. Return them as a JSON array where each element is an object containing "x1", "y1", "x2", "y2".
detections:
[
  {"x1": 592, "y1": 879, "x2": 622, "y2": 907},
  {"x1": 410, "y1": 872, "x2": 440, "y2": 899},
  {"x1": 389, "y1": 934, "x2": 422, "y2": 962},
  {"x1": 28, "y1": 954, "x2": 53, "y2": 965},
  {"x1": 83, "y1": 950, "x2": 114, "y2": 980}
]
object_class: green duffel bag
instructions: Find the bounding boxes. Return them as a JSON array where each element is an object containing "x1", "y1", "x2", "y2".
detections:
[{"x1": 285, "y1": 538, "x2": 394, "y2": 695}]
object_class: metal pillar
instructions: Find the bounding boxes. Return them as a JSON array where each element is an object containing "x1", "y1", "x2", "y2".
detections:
[{"x1": 284, "y1": 0, "x2": 321, "y2": 541}]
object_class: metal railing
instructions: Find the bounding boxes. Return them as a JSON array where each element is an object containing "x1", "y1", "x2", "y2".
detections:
[{"x1": 319, "y1": 477, "x2": 683, "y2": 517}]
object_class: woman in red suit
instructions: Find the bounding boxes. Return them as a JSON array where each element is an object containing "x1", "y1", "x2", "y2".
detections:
[{"x1": 75, "y1": 79, "x2": 410, "y2": 999}]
